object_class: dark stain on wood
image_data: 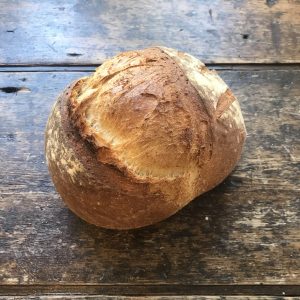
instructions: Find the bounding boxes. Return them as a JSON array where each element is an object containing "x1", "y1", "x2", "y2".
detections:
[
  {"x1": 266, "y1": 0, "x2": 278, "y2": 8},
  {"x1": 0, "y1": 86, "x2": 30, "y2": 93},
  {"x1": 0, "y1": 133, "x2": 16, "y2": 142},
  {"x1": 209, "y1": 9, "x2": 213, "y2": 22},
  {"x1": 271, "y1": 20, "x2": 281, "y2": 54},
  {"x1": 66, "y1": 53, "x2": 83, "y2": 57}
]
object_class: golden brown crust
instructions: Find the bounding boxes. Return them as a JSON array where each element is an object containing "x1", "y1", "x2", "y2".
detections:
[
  {"x1": 45, "y1": 82, "x2": 180, "y2": 229},
  {"x1": 45, "y1": 47, "x2": 246, "y2": 229},
  {"x1": 158, "y1": 46, "x2": 246, "y2": 192},
  {"x1": 68, "y1": 48, "x2": 216, "y2": 201}
]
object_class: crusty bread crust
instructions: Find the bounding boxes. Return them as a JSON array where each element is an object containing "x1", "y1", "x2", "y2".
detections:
[{"x1": 45, "y1": 47, "x2": 246, "y2": 229}]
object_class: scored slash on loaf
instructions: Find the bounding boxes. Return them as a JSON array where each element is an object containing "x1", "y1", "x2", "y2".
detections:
[{"x1": 45, "y1": 46, "x2": 246, "y2": 229}]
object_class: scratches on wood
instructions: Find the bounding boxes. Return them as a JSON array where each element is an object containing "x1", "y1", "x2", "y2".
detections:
[{"x1": 282, "y1": 145, "x2": 296, "y2": 162}]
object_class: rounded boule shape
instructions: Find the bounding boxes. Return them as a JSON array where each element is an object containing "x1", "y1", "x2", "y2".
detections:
[{"x1": 45, "y1": 47, "x2": 246, "y2": 229}]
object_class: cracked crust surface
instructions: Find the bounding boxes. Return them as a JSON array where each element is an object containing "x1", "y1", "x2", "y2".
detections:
[{"x1": 45, "y1": 47, "x2": 246, "y2": 229}]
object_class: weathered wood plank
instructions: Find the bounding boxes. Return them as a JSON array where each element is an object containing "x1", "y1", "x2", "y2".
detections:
[
  {"x1": 1, "y1": 296, "x2": 299, "y2": 300},
  {"x1": 0, "y1": 284, "x2": 299, "y2": 297},
  {"x1": 0, "y1": 0, "x2": 299, "y2": 65},
  {"x1": 0, "y1": 70, "x2": 299, "y2": 288}
]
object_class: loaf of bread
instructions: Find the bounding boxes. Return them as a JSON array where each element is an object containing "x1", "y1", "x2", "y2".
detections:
[{"x1": 45, "y1": 47, "x2": 246, "y2": 229}]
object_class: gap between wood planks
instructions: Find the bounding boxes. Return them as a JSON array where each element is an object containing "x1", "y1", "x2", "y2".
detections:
[
  {"x1": 0, "y1": 63, "x2": 300, "y2": 73},
  {"x1": 0, "y1": 284, "x2": 300, "y2": 297}
]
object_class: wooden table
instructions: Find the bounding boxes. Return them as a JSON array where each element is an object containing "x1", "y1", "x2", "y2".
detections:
[{"x1": 0, "y1": 0, "x2": 299, "y2": 299}]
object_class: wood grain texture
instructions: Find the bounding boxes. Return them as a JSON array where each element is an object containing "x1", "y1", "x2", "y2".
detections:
[
  {"x1": 0, "y1": 0, "x2": 299, "y2": 65},
  {"x1": 1, "y1": 284, "x2": 300, "y2": 297},
  {"x1": 1, "y1": 296, "x2": 299, "y2": 300},
  {"x1": 0, "y1": 70, "x2": 299, "y2": 290}
]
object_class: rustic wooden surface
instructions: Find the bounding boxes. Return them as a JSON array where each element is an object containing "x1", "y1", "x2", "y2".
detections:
[
  {"x1": 0, "y1": 0, "x2": 299, "y2": 65},
  {"x1": 1, "y1": 297, "x2": 300, "y2": 300},
  {"x1": 0, "y1": 70, "x2": 299, "y2": 297},
  {"x1": 1, "y1": 0, "x2": 300, "y2": 298}
]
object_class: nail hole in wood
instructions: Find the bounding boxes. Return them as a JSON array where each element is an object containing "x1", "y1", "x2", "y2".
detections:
[{"x1": 67, "y1": 53, "x2": 83, "y2": 57}]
